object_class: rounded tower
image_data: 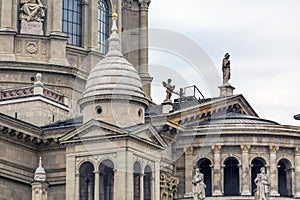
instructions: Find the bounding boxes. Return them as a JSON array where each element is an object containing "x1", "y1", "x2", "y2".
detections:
[{"x1": 79, "y1": 12, "x2": 149, "y2": 127}]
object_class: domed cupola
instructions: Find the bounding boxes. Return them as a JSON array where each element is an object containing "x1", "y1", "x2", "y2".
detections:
[{"x1": 79, "y1": 12, "x2": 149, "y2": 127}]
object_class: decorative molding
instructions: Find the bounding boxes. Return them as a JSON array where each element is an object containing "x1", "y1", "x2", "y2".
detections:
[{"x1": 295, "y1": 147, "x2": 300, "y2": 155}]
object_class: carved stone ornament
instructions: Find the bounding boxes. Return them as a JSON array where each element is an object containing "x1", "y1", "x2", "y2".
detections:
[
  {"x1": 295, "y1": 147, "x2": 300, "y2": 155},
  {"x1": 138, "y1": 0, "x2": 150, "y2": 8},
  {"x1": 123, "y1": 0, "x2": 133, "y2": 8},
  {"x1": 241, "y1": 145, "x2": 251, "y2": 153},
  {"x1": 185, "y1": 146, "x2": 193, "y2": 155},
  {"x1": 26, "y1": 42, "x2": 38, "y2": 54},
  {"x1": 160, "y1": 172, "x2": 179, "y2": 200},
  {"x1": 19, "y1": 0, "x2": 47, "y2": 22},
  {"x1": 269, "y1": 146, "x2": 279, "y2": 153},
  {"x1": 212, "y1": 145, "x2": 222, "y2": 153}
]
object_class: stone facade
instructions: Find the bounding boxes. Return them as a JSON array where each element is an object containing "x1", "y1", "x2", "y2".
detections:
[{"x1": 0, "y1": 0, "x2": 300, "y2": 200}]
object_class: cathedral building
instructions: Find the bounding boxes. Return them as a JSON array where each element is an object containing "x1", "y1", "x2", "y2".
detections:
[{"x1": 0, "y1": 0, "x2": 300, "y2": 200}]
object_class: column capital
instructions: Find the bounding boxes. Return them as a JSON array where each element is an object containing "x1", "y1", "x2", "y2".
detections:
[
  {"x1": 295, "y1": 147, "x2": 300, "y2": 155},
  {"x1": 212, "y1": 145, "x2": 222, "y2": 153},
  {"x1": 269, "y1": 146, "x2": 279, "y2": 153},
  {"x1": 240, "y1": 145, "x2": 251, "y2": 153},
  {"x1": 139, "y1": 0, "x2": 150, "y2": 9},
  {"x1": 185, "y1": 146, "x2": 193, "y2": 155}
]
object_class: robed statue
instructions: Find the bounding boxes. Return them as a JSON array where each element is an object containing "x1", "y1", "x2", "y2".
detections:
[
  {"x1": 192, "y1": 168, "x2": 206, "y2": 200},
  {"x1": 20, "y1": 0, "x2": 46, "y2": 22},
  {"x1": 222, "y1": 53, "x2": 231, "y2": 84},
  {"x1": 254, "y1": 167, "x2": 270, "y2": 200}
]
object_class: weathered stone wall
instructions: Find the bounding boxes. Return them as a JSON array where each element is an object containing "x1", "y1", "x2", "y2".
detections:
[{"x1": 0, "y1": 176, "x2": 31, "y2": 200}]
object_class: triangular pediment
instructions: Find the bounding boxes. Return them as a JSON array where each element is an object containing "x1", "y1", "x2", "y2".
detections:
[
  {"x1": 128, "y1": 124, "x2": 167, "y2": 148},
  {"x1": 59, "y1": 120, "x2": 127, "y2": 144}
]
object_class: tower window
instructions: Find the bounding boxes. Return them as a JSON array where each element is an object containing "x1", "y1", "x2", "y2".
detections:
[
  {"x1": 98, "y1": 0, "x2": 109, "y2": 54},
  {"x1": 62, "y1": 0, "x2": 82, "y2": 46},
  {"x1": 79, "y1": 162, "x2": 95, "y2": 200}
]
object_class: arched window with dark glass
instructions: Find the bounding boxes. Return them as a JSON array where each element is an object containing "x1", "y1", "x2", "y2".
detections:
[
  {"x1": 79, "y1": 162, "x2": 95, "y2": 200},
  {"x1": 133, "y1": 162, "x2": 142, "y2": 200},
  {"x1": 98, "y1": 0, "x2": 109, "y2": 54},
  {"x1": 251, "y1": 157, "x2": 266, "y2": 195},
  {"x1": 197, "y1": 158, "x2": 212, "y2": 196},
  {"x1": 99, "y1": 159, "x2": 114, "y2": 200},
  {"x1": 224, "y1": 157, "x2": 240, "y2": 196},
  {"x1": 278, "y1": 159, "x2": 292, "y2": 197},
  {"x1": 144, "y1": 165, "x2": 152, "y2": 200},
  {"x1": 62, "y1": 0, "x2": 82, "y2": 46}
]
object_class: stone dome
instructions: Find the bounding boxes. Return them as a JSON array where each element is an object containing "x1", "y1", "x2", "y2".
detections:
[{"x1": 83, "y1": 56, "x2": 146, "y2": 99}]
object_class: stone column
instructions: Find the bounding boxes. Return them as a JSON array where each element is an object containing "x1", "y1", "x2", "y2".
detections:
[
  {"x1": 240, "y1": 145, "x2": 251, "y2": 195},
  {"x1": 66, "y1": 155, "x2": 77, "y2": 200},
  {"x1": 94, "y1": 171, "x2": 100, "y2": 200},
  {"x1": 212, "y1": 145, "x2": 222, "y2": 196},
  {"x1": 0, "y1": 0, "x2": 13, "y2": 30},
  {"x1": 294, "y1": 148, "x2": 300, "y2": 198},
  {"x1": 50, "y1": 0, "x2": 64, "y2": 35},
  {"x1": 184, "y1": 146, "x2": 194, "y2": 197},
  {"x1": 138, "y1": 0, "x2": 152, "y2": 100},
  {"x1": 83, "y1": 0, "x2": 98, "y2": 50},
  {"x1": 140, "y1": 173, "x2": 144, "y2": 199},
  {"x1": 75, "y1": 173, "x2": 80, "y2": 200},
  {"x1": 269, "y1": 146, "x2": 280, "y2": 196}
]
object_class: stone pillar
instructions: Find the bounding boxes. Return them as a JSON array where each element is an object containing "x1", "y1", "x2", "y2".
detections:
[
  {"x1": 66, "y1": 155, "x2": 77, "y2": 200},
  {"x1": 212, "y1": 145, "x2": 222, "y2": 196},
  {"x1": 269, "y1": 146, "x2": 280, "y2": 196},
  {"x1": 83, "y1": 0, "x2": 98, "y2": 50},
  {"x1": 48, "y1": 34, "x2": 69, "y2": 66},
  {"x1": 138, "y1": 0, "x2": 152, "y2": 100},
  {"x1": 240, "y1": 145, "x2": 251, "y2": 195},
  {"x1": 0, "y1": 0, "x2": 13, "y2": 30},
  {"x1": 50, "y1": 0, "x2": 64, "y2": 36},
  {"x1": 75, "y1": 173, "x2": 80, "y2": 200},
  {"x1": 94, "y1": 171, "x2": 100, "y2": 200},
  {"x1": 140, "y1": 173, "x2": 144, "y2": 199},
  {"x1": 294, "y1": 148, "x2": 300, "y2": 198},
  {"x1": 184, "y1": 147, "x2": 194, "y2": 197},
  {"x1": 115, "y1": 151, "x2": 127, "y2": 200}
]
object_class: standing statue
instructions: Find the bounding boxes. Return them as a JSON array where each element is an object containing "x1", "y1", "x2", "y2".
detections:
[
  {"x1": 20, "y1": 0, "x2": 46, "y2": 22},
  {"x1": 254, "y1": 167, "x2": 270, "y2": 200},
  {"x1": 192, "y1": 168, "x2": 206, "y2": 200},
  {"x1": 162, "y1": 79, "x2": 175, "y2": 103},
  {"x1": 222, "y1": 53, "x2": 231, "y2": 84}
]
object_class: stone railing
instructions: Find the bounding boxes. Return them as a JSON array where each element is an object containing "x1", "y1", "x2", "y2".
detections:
[
  {"x1": 0, "y1": 87, "x2": 34, "y2": 100},
  {"x1": 0, "y1": 85, "x2": 68, "y2": 106}
]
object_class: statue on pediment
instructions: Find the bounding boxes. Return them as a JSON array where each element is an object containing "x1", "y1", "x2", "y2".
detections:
[{"x1": 222, "y1": 53, "x2": 231, "y2": 84}]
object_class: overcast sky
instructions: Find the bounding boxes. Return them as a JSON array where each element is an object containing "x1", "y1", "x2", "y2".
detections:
[{"x1": 148, "y1": 0, "x2": 300, "y2": 126}]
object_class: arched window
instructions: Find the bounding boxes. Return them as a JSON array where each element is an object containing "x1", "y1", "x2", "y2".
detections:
[
  {"x1": 99, "y1": 160, "x2": 114, "y2": 200},
  {"x1": 278, "y1": 159, "x2": 292, "y2": 197},
  {"x1": 134, "y1": 162, "x2": 142, "y2": 200},
  {"x1": 62, "y1": 0, "x2": 82, "y2": 46},
  {"x1": 98, "y1": 0, "x2": 109, "y2": 54},
  {"x1": 79, "y1": 162, "x2": 95, "y2": 200},
  {"x1": 144, "y1": 165, "x2": 152, "y2": 200},
  {"x1": 197, "y1": 158, "x2": 212, "y2": 196},
  {"x1": 224, "y1": 157, "x2": 240, "y2": 196},
  {"x1": 251, "y1": 157, "x2": 266, "y2": 195}
]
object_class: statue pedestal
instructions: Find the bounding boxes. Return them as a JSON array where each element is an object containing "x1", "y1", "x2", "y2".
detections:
[
  {"x1": 218, "y1": 83, "x2": 235, "y2": 97},
  {"x1": 162, "y1": 101, "x2": 173, "y2": 114},
  {"x1": 20, "y1": 20, "x2": 43, "y2": 35}
]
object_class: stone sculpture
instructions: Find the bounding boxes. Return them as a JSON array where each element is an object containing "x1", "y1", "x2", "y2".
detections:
[
  {"x1": 20, "y1": 0, "x2": 46, "y2": 22},
  {"x1": 222, "y1": 53, "x2": 231, "y2": 84},
  {"x1": 160, "y1": 172, "x2": 179, "y2": 200},
  {"x1": 254, "y1": 167, "x2": 270, "y2": 200},
  {"x1": 162, "y1": 79, "x2": 175, "y2": 103},
  {"x1": 192, "y1": 168, "x2": 206, "y2": 200}
]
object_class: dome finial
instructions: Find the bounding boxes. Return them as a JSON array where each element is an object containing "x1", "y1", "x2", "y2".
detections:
[{"x1": 34, "y1": 157, "x2": 46, "y2": 182}]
